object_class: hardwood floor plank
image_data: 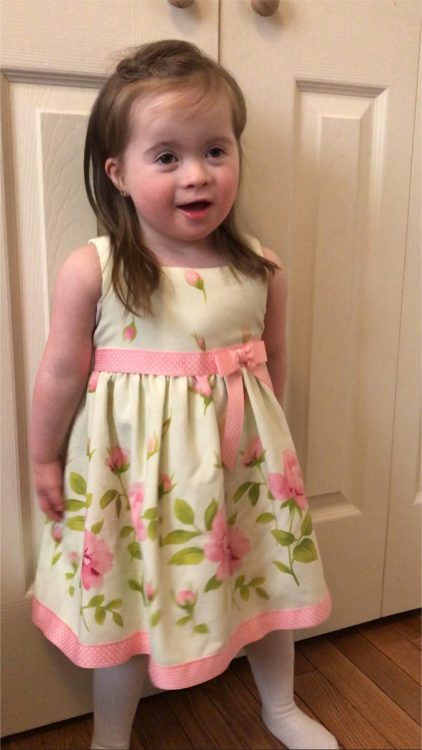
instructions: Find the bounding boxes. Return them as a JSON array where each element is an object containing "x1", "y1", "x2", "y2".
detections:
[
  {"x1": 388, "y1": 612, "x2": 422, "y2": 650},
  {"x1": 161, "y1": 683, "x2": 245, "y2": 749},
  {"x1": 329, "y1": 629, "x2": 421, "y2": 722},
  {"x1": 1, "y1": 714, "x2": 93, "y2": 749},
  {"x1": 133, "y1": 691, "x2": 194, "y2": 750},
  {"x1": 358, "y1": 620, "x2": 421, "y2": 683},
  {"x1": 200, "y1": 664, "x2": 282, "y2": 749},
  {"x1": 299, "y1": 637, "x2": 421, "y2": 749},
  {"x1": 295, "y1": 670, "x2": 394, "y2": 750}
]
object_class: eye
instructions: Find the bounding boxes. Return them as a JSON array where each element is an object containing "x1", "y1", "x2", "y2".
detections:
[
  {"x1": 156, "y1": 152, "x2": 177, "y2": 165},
  {"x1": 207, "y1": 146, "x2": 225, "y2": 159}
]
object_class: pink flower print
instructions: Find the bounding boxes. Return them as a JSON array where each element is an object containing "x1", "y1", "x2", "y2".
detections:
[
  {"x1": 185, "y1": 270, "x2": 207, "y2": 302},
  {"x1": 158, "y1": 473, "x2": 173, "y2": 498},
  {"x1": 268, "y1": 450, "x2": 307, "y2": 511},
  {"x1": 106, "y1": 446, "x2": 130, "y2": 474},
  {"x1": 192, "y1": 376, "x2": 212, "y2": 398},
  {"x1": 145, "y1": 582, "x2": 156, "y2": 602},
  {"x1": 69, "y1": 551, "x2": 79, "y2": 565},
  {"x1": 242, "y1": 436, "x2": 265, "y2": 467},
  {"x1": 87, "y1": 371, "x2": 99, "y2": 392},
  {"x1": 191, "y1": 332, "x2": 207, "y2": 351},
  {"x1": 51, "y1": 523, "x2": 63, "y2": 542},
  {"x1": 81, "y1": 532, "x2": 113, "y2": 590},
  {"x1": 204, "y1": 508, "x2": 251, "y2": 581},
  {"x1": 122, "y1": 318, "x2": 137, "y2": 342},
  {"x1": 176, "y1": 590, "x2": 197, "y2": 608},
  {"x1": 128, "y1": 482, "x2": 147, "y2": 541}
]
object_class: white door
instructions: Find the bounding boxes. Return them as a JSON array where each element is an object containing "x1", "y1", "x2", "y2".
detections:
[
  {"x1": 220, "y1": 0, "x2": 421, "y2": 633},
  {"x1": 382, "y1": 31, "x2": 421, "y2": 618},
  {"x1": 0, "y1": 0, "x2": 219, "y2": 735}
]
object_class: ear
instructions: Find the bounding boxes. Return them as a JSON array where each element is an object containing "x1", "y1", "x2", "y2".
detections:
[{"x1": 105, "y1": 157, "x2": 125, "y2": 192}]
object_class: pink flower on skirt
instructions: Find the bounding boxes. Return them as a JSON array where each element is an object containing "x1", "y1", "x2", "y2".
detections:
[
  {"x1": 242, "y1": 435, "x2": 265, "y2": 466},
  {"x1": 185, "y1": 270, "x2": 207, "y2": 302},
  {"x1": 204, "y1": 508, "x2": 251, "y2": 581},
  {"x1": 81, "y1": 532, "x2": 113, "y2": 590},
  {"x1": 268, "y1": 449, "x2": 307, "y2": 510},
  {"x1": 176, "y1": 589, "x2": 197, "y2": 608},
  {"x1": 145, "y1": 582, "x2": 155, "y2": 602},
  {"x1": 106, "y1": 446, "x2": 129, "y2": 474},
  {"x1": 192, "y1": 376, "x2": 212, "y2": 397},
  {"x1": 87, "y1": 371, "x2": 99, "y2": 393},
  {"x1": 128, "y1": 482, "x2": 146, "y2": 541}
]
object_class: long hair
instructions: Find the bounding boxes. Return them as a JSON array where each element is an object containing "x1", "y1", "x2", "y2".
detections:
[{"x1": 84, "y1": 39, "x2": 277, "y2": 314}]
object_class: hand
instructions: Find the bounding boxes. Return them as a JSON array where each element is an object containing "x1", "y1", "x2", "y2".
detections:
[{"x1": 33, "y1": 460, "x2": 65, "y2": 522}]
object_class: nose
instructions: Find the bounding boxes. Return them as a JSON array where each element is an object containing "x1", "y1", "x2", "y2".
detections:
[{"x1": 181, "y1": 158, "x2": 210, "y2": 188}]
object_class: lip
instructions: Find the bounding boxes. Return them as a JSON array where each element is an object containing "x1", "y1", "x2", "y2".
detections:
[{"x1": 176, "y1": 200, "x2": 212, "y2": 220}]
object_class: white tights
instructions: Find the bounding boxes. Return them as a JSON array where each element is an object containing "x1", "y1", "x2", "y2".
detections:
[
  {"x1": 91, "y1": 631, "x2": 338, "y2": 750},
  {"x1": 245, "y1": 629, "x2": 338, "y2": 749},
  {"x1": 90, "y1": 655, "x2": 148, "y2": 750}
]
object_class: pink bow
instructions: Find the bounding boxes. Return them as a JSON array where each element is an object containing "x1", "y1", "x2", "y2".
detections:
[{"x1": 214, "y1": 341, "x2": 272, "y2": 470}]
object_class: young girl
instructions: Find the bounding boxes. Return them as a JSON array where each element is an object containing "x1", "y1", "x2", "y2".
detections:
[{"x1": 31, "y1": 40, "x2": 338, "y2": 750}]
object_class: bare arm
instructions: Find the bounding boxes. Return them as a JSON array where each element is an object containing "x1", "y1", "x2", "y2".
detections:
[
  {"x1": 262, "y1": 247, "x2": 288, "y2": 405},
  {"x1": 30, "y1": 244, "x2": 101, "y2": 520}
]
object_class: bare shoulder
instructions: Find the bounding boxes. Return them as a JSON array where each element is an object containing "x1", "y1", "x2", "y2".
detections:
[
  {"x1": 262, "y1": 246, "x2": 285, "y2": 271},
  {"x1": 55, "y1": 243, "x2": 102, "y2": 303}
]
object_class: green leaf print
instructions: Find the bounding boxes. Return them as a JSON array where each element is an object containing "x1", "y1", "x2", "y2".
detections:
[
  {"x1": 107, "y1": 599, "x2": 123, "y2": 610},
  {"x1": 248, "y1": 484, "x2": 260, "y2": 506},
  {"x1": 70, "y1": 472, "x2": 87, "y2": 496},
  {"x1": 144, "y1": 508, "x2": 158, "y2": 520},
  {"x1": 240, "y1": 586, "x2": 250, "y2": 601},
  {"x1": 100, "y1": 489, "x2": 118, "y2": 509},
  {"x1": 174, "y1": 498, "x2": 195, "y2": 525},
  {"x1": 177, "y1": 615, "x2": 193, "y2": 626},
  {"x1": 162, "y1": 530, "x2": 201, "y2": 545},
  {"x1": 95, "y1": 608, "x2": 106, "y2": 625},
  {"x1": 205, "y1": 575, "x2": 223, "y2": 592},
  {"x1": 233, "y1": 482, "x2": 253, "y2": 503},
  {"x1": 66, "y1": 516, "x2": 85, "y2": 531},
  {"x1": 91, "y1": 520, "x2": 104, "y2": 535},
  {"x1": 51, "y1": 552, "x2": 62, "y2": 566},
  {"x1": 112, "y1": 612, "x2": 124, "y2": 628},
  {"x1": 65, "y1": 498, "x2": 86, "y2": 511},
  {"x1": 293, "y1": 538, "x2": 318, "y2": 563},
  {"x1": 128, "y1": 579, "x2": 143, "y2": 592},
  {"x1": 272, "y1": 529, "x2": 296, "y2": 546},
  {"x1": 88, "y1": 595, "x2": 105, "y2": 607},
  {"x1": 119, "y1": 526, "x2": 133, "y2": 539},
  {"x1": 235, "y1": 575, "x2": 245, "y2": 588},
  {"x1": 256, "y1": 512, "x2": 276, "y2": 524},
  {"x1": 161, "y1": 416, "x2": 172, "y2": 437},
  {"x1": 273, "y1": 561, "x2": 293, "y2": 575},
  {"x1": 194, "y1": 624, "x2": 209, "y2": 634},
  {"x1": 248, "y1": 577, "x2": 265, "y2": 587},
  {"x1": 128, "y1": 541, "x2": 142, "y2": 560},
  {"x1": 150, "y1": 611, "x2": 162, "y2": 627},
  {"x1": 300, "y1": 511, "x2": 313, "y2": 537},
  {"x1": 256, "y1": 588, "x2": 270, "y2": 600},
  {"x1": 148, "y1": 520, "x2": 159, "y2": 541},
  {"x1": 205, "y1": 499, "x2": 218, "y2": 531},
  {"x1": 168, "y1": 548, "x2": 204, "y2": 565}
]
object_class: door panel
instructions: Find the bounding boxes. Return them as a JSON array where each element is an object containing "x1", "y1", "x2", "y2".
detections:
[
  {"x1": 220, "y1": 0, "x2": 421, "y2": 632},
  {"x1": 1, "y1": 0, "x2": 218, "y2": 735}
]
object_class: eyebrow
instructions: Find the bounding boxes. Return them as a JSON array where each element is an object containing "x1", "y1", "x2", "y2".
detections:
[{"x1": 144, "y1": 135, "x2": 236, "y2": 155}]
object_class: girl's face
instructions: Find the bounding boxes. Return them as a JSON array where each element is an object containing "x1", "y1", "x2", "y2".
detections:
[{"x1": 105, "y1": 88, "x2": 240, "y2": 260}]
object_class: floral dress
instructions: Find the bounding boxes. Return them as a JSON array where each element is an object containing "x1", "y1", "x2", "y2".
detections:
[{"x1": 32, "y1": 235, "x2": 331, "y2": 690}]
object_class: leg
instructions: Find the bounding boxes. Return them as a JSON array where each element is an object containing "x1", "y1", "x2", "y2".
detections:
[
  {"x1": 91, "y1": 655, "x2": 149, "y2": 750},
  {"x1": 245, "y1": 630, "x2": 338, "y2": 750}
]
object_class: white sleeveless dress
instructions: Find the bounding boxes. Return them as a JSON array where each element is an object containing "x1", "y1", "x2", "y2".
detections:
[{"x1": 32, "y1": 236, "x2": 331, "y2": 689}]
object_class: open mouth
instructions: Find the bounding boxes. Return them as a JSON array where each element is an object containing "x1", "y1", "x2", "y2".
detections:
[{"x1": 177, "y1": 200, "x2": 211, "y2": 211}]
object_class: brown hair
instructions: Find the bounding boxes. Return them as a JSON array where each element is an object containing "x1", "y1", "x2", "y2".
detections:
[{"x1": 84, "y1": 39, "x2": 277, "y2": 314}]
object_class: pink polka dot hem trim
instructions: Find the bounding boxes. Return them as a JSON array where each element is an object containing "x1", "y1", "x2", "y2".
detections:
[{"x1": 32, "y1": 594, "x2": 331, "y2": 690}]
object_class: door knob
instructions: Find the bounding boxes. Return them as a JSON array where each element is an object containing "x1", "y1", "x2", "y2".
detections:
[
  {"x1": 168, "y1": 0, "x2": 195, "y2": 7},
  {"x1": 251, "y1": 0, "x2": 280, "y2": 16}
]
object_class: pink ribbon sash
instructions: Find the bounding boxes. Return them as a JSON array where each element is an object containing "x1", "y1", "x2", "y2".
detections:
[{"x1": 94, "y1": 341, "x2": 273, "y2": 470}]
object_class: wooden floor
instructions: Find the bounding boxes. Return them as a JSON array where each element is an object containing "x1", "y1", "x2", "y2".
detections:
[{"x1": 3, "y1": 610, "x2": 421, "y2": 750}]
